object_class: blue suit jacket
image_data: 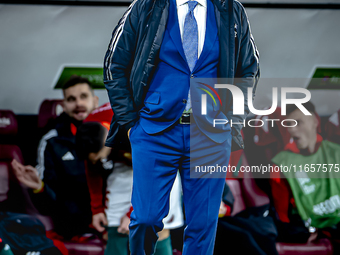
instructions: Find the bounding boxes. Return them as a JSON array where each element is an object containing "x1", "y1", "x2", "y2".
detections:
[
  {"x1": 138, "y1": 0, "x2": 230, "y2": 143},
  {"x1": 103, "y1": 0, "x2": 260, "y2": 149}
]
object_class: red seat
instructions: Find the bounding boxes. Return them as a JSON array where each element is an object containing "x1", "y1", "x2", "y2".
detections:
[
  {"x1": 0, "y1": 110, "x2": 24, "y2": 203},
  {"x1": 37, "y1": 99, "x2": 64, "y2": 129},
  {"x1": 0, "y1": 144, "x2": 24, "y2": 203},
  {"x1": 0, "y1": 110, "x2": 18, "y2": 136}
]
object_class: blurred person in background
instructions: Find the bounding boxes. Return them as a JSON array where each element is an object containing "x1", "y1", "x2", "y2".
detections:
[
  {"x1": 270, "y1": 102, "x2": 340, "y2": 250},
  {"x1": 76, "y1": 103, "x2": 133, "y2": 255},
  {"x1": 11, "y1": 75, "x2": 99, "y2": 240}
]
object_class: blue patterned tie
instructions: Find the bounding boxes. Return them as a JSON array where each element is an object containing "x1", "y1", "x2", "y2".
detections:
[
  {"x1": 183, "y1": 1, "x2": 198, "y2": 112},
  {"x1": 183, "y1": 1, "x2": 198, "y2": 72}
]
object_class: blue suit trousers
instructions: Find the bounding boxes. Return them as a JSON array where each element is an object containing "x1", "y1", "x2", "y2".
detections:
[{"x1": 129, "y1": 120, "x2": 231, "y2": 255}]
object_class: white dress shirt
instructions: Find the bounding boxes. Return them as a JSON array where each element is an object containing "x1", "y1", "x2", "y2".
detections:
[{"x1": 176, "y1": 0, "x2": 207, "y2": 58}]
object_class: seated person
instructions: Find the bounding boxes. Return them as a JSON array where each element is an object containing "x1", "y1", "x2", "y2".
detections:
[
  {"x1": 76, "y1": 104, "x2": 133, "y2": 255},
  {"x1": 11, "y1": 75, "x2": 99, "y2": 240},
  {"x1": 270, "y1": 102, "x2": 340, "y2": 244}
]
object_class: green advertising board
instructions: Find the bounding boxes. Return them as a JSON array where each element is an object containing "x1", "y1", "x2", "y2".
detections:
[
  {"x1": 54, "y1": 67, "x2": 105, "y2": 89},
  {"x1": 308, "y1": 68, "x2": 340, "y2": 90}
]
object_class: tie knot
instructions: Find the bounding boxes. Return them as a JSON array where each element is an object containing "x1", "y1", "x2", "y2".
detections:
[{"x1": 187, "y1": 1, "x2": 198, "y2": 12}]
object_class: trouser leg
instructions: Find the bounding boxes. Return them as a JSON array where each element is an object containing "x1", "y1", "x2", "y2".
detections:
[
  {"x1": 129, "y1": 123, "x2": 182, "y2": 255},
  {"x1": 181, "y1": 123, "x2": 231, "y2": 255}
]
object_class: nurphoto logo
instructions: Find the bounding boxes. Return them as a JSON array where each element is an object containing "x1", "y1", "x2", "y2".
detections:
[{"x1": 200, "y1": 83, "x2": 311, "y2": 128}]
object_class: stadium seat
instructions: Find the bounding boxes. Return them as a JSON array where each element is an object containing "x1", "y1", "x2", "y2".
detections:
[
  {"x1": 0, "y1": 144, "x2": 23, "y2": 203},
  {"x1": 37, "y1": 99, "x2": 64, "y2": 129},
  {"x1": 0, "y1": 109, "x2": 54, "y2": 230},
  {"x1": 0, "y1": 110, "x2": 24, "y2": 203},
  {"x1": 0, "y1": 110, "x2": 18, "y2": 136}
]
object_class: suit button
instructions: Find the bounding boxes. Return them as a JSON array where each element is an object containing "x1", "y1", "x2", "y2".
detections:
[
  {"x1": 183, "y1": 99, "x2": 187, "y2": 104},
  {"x1": 190, "y1": 74, "x2": 194, "y2": 78}
]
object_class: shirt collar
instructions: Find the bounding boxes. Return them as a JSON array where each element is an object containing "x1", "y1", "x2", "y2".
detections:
[{"x1": 177, "y1": 0, "x2": 207, "y2": 8}]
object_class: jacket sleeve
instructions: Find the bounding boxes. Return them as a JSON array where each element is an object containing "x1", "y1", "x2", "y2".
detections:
[
  {"x1": 84, "y1": 161, "x2": 105, "y2": 216},
  {"x1": 228, "y1": 2, "x2": 260, "y2": 150},
  {"x1": 31, "y1": 142, "x2": 58, "y2": 215},
  {"x1": 103, "y1": 0, "x2": 142, "y2": 133},
  {"x1": 235, "y1": 3, "x2": 260, "y2": 82}
]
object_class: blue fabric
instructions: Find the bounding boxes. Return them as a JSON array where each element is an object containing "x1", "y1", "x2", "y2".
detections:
[
  {"x1": 128, "y1": 121, "x2": 231, "y2": 255},
  {"x1": 128, "y1": 1, "x2": 232, "y2": 254},
  {"x1": 139, "y1": 0, "x2": 220, "y2": 136},
  {"x1": 103, "y1": 0, "x2": 260, "y2": 150}
]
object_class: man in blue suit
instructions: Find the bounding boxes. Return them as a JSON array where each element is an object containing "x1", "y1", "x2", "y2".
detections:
[{"x1": 103, "y1": 0, "x2": 259, "y2": 254}]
